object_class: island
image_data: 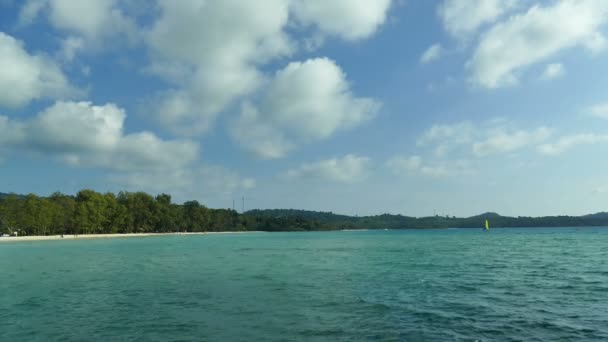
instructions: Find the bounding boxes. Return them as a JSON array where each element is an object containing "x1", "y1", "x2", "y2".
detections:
[{"x1": 1, "y1": 190, "x2": 607, "y2": 238}]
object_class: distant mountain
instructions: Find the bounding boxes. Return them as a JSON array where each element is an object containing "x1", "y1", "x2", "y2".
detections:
[
  {"x1": 0, "y1": 192, "x2": 25, "y2": 200},
  {"x1": 468, "y1": 212, "x2": 504, "y2": 219},
  {"x1": 582, "y1": 212, "x2": 608, "y2": 219},
  {"x1": 245, "y1": 209, "x2": 352, "y2": 222},
  {"x1": 245, "y1": 209, "x2": 608, "y2": 229}
]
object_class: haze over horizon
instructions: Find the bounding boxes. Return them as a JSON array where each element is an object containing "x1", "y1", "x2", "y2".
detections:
[{"x1": 1, "y1": 0, "x2": 608, "y2": 217}]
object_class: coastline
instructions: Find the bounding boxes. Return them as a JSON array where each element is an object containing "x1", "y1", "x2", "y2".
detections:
[{"x1": 0, "y1": 231, "x2": 264, "y2": 243}]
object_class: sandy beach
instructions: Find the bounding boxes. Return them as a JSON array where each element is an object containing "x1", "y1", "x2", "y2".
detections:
[{"x1": 0, "y1": 231, "x2": 263, "y2": 243}]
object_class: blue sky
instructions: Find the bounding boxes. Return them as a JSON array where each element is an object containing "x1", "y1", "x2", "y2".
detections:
[{"x1": 1, "y1": 0, "x2": 608, "y2": 217}]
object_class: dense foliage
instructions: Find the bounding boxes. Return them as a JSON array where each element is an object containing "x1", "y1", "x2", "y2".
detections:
[
  {"x1": 1, "y1": 191, "x2": 607, "y2": 235},
  {"x1": 0, "y1": 191, "x2": 244, "y2": 235}
]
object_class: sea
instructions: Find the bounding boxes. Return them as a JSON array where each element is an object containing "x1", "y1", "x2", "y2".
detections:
[{"x1": 1, "y1": 228, "x2": 607, "y2": 341}]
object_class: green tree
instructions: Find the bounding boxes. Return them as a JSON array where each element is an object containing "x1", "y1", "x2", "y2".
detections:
[
  {"x1": 183, "y1": 200, "x2": 210, "y2": 232},
  {"x1": 74, "y1": 190, "x2": 108, "y2": 234},
  {"x1": 49, "y1": 192, "x2": 76, "y2": 234}
]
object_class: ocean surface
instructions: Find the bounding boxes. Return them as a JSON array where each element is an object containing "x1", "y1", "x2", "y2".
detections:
[{"x1": 1, "y1": 228, "x2": 607, "y2": 341}]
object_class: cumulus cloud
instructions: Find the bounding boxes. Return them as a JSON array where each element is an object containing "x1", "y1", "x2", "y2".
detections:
[
  {"x1": 18, "y1": 0, "x2": 139, "y2": 57},
  {"x1": 420, "y1": 43, "x2": 442, "y2": 64},
  {"x1": 438, "y1": 0, "x2": 518, "y2": 38},
  {"x1": 231, "y1": 58, "x2": 381, "y2": 159},
  {"x1": 538, "y1": 133, "x2": 608, "y2": 155},
  {"x1": 387, "y1": 155, "x2": 473, "y2": 178},
  {"x1": 0, "y1": 32, "x2": 77, "y2": 108},
  {"x1": 468, "y1": 0, "x2": 608, "y2": 88},
  {"x1": 473, "y1": 127, "x2": 551, "y2": 157},
  {"x1": 418, "y1": 120, "x2": 552, "y2": 158},
  {"x1": 19, "y1": 0, "x2": 137, "y2": 39},
  {"x1": 26, "y1": 101, "x2": 125, "y2": 154},
  {"x1": 541, "y1": 63, "x2": 565, "y2": 80},
  {"x1": 290, "y1": 0, "x2": 393, "y2": 41},
  {"x1": 48, "y1": 0, "x2": 135, "y2": 38},
  {"x1": 0, "y1": 101, "x2": 199, "y2": 171},
  {"x1": 283, "y1": 154, "x2": 370, "y2": 183},
  {"x1": 144, "y1": 0, "x2": 292, "y2": 135},
  {"x1": 0, "y1": 115, "x2": 24, "y2": 146},
  {"x1": 144, "y1": 0, "x2": 390, "y2": 137}
]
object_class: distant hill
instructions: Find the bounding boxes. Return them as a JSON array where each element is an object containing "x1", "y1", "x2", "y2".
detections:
[
  {"x1": 582, "y1": 212, "x2": 608, "y2": 219},
  {"x1": 245, "y1": 209, "x2": 608, "y2": 229},
  {"x1": 0, "y1": 192, "x2": 25, "y2": 200}
]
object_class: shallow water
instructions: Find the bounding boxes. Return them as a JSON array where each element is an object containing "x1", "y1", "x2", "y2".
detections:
[{"x1": 1, "y1": 228, "x2": 607, "y2": 341}]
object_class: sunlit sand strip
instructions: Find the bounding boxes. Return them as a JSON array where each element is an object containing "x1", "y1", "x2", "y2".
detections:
[{"x1": 0, "y1": 231, "x2": 264, "y2": 243}]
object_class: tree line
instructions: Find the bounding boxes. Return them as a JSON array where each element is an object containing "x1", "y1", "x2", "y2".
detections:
[
  {"x1": 0, "y1": 190, "x2": 245, "y2": 236},
  {"x1": 1, "y1": 191, "x2": 607, "y2": 236}
]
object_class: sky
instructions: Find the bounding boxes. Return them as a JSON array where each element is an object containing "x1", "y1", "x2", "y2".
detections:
[{"x1": 1, "y1": 0, "x2": 608, "y2": 217}]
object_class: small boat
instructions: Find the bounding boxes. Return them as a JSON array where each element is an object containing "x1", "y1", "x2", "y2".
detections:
[{"x1": 484, "y1": 219, "x2": 490, "y2": 232}]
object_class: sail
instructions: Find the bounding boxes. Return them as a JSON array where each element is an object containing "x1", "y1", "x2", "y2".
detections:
[{"x1": 485, "y1": 219, "x2": 490, "y2": 231}]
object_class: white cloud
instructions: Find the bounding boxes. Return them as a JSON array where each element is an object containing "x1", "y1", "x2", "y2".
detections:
[
  {"x1": 17, "y1": 0, "x2": 45, "y2": 26},
  {"x1": 27, "y1": 101, "x2": 125, "y2": 154},
  {"x1": 541, "y1": 63, "x2": 565, "y2": 80},
  {"x1": 290, "y1": 0, "x2": 393, "y2": 40},
  {"x1": 386, "y1": 155, "x2": 422, "y2": 173},
  {"x1": 589, "y1": 103, "x2": 608, "y2": 119},
  {"x1": 231, "y1": 58, "x2": 381, "y2": 158},
  {"x1": 112, "y1": 165, "x2": 255, "y2": 199},
  {"x1": 147, "y1": 89, "x2": 227, "y2": 136},
  {"x1": 418, "y1": 120, "x2": 552, "y2": 158},
  {"x1": 538, "y1": 133, "x2": 608, "y2": 155},
  {"x1": 473, "y1": 127, "x2": 551, "y2": 156},
  {"x1": 468, "y1": 0, "x2": 608, "y2": 88},
  {"x1": 0, "y1": 32, "x2": 76, "y2": 108},
  {"x1": 144, "y1": 0, "x2": 391, "y2": 136},
  {"x1": 18, "y1": 0, "x2": 138, "y2": 58},
  {"x1": 283, "y1": 154, "x2": 370, "y2": 183},
  {"x1": 0, "y1": 115, "x2": 25, "y2": 146},
  {"x1": 145, "y1": 0, "x2": 292, "y2": 135},
  {"x1": 230, "y1": 103, "x2": 294, "y2": 159},
  {"x1": 387, "y1": 155, "x2": 473, "y2": 178},
  {"x1": 417, "y1": 121, "x2": 475, "y2": 157},
  {"x1": 438, "y1": 0, "x2": 518, "y2": 38},
  {"x1": 58, "y1": 36, "x2": 85, "y2": 61},
  {"x1": 418, "y1": 121, "x2": 475, "y2": 145},
  {"x1": 83, "y1": 132, "x2": 199, "y2": 172},
  {"x1": 0, "y1": 101, "x2": 199, "y2": 172},
  {"x1": 48, "y1": 0, "x2": 137, "y2": 41},
  {"x1": 585, "y1": 31, "x2": 607, "y2": 52},
  {"x1": 420, "y1": 43, "x2": 442, "y2": 64}
]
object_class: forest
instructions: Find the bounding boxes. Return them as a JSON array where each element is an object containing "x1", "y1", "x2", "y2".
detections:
[{"x1": 1, "y1": 191, "x2": 607, "y2": 236}]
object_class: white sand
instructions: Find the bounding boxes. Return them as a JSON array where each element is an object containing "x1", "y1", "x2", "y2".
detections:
[{"x1": 0, "y1": 231, "x2": 263, "y2": 243}]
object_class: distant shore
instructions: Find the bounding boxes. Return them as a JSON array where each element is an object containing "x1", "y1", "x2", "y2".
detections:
[{"x1": 0, "y1": 231, "x2": 263, "y2": 243}]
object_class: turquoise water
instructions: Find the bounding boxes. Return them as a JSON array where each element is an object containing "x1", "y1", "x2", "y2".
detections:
[{"x1": 1, "y1": 228, "x2": 607, "y2": 341}]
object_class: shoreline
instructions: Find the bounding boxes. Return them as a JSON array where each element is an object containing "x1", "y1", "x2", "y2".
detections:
[{"x1": 0, "y1": 231, "x2": 264, "y2": 243}]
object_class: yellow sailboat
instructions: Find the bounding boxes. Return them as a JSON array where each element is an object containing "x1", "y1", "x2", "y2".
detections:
[{"x1": 485, "y1": 219, "x2": 490, "y2": 232}]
